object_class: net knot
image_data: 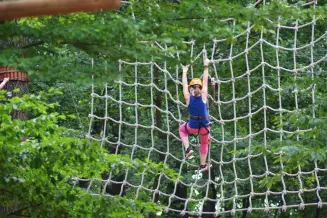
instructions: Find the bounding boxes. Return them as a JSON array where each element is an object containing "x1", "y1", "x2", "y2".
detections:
[
  {"x1": 282, "y1": 205, "x2": 287, "y2": 212},
  {"x1": 266, "y1": 189, "x2": 271, "y2": 195},
  {"x1": 299, "y1": 203, "x2": 305, "y2": 210}
]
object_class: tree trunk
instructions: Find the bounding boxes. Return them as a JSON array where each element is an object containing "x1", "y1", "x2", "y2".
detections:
[
  {"x1": 202, "y1": 168, "x2": 218, "y2": 218},
  {"x1": 5, "y1": 80, "x2": 29, "y2": 120},
  {"x1": 149, "y1": 65, "x2": 168, "y2": 218},
  {"x1": 241, "y1": 197, "x2": 250, "y2": 218},
  {"x1": 316, "y1": 199, "x2": 321, "y2": 218}
]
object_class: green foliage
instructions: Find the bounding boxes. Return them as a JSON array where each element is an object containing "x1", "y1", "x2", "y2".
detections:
[
  {"x1": 1, "y1": 0, "x2": 327, "y2": 216},
  {"x1": 0, "y1": 90, "x2": 178, "y2": 217},
  {"x1": 1, "y1": 0, "x2": 327, "y2": 83}
]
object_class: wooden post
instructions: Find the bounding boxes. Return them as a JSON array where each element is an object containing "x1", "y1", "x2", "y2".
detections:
[{"x1": 0, "y1": 0, "x2": 121, "y2": 21}]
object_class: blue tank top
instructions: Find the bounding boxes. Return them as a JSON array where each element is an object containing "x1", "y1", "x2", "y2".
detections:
[{"x1": 188, "y1": 95, "x2": 210, "y2": 128}]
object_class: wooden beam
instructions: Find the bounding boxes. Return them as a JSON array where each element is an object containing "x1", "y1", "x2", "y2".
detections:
[{"x1": 0, "y1": 0, "x2": 121, "y2": 21}]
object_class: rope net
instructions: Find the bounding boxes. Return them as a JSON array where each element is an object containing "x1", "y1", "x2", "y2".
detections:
[{"x1": 84, "y1": 0, "x2": 327, "y2": 216}]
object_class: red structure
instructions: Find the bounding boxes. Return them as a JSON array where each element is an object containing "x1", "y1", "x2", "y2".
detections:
[{"x1": 0, "y1": 67, "x2": 29, "y2": 82}]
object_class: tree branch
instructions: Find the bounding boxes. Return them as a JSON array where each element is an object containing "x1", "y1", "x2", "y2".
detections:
[
  {"x1": 22, "y1": 41, "x2": 45, "y2": 49},
  {"x1": 22, "y1": 40, "x2": 102, "y2": 49},
  {"x1": 7, "y1": 203, "x2": 42, "y2": 216}
]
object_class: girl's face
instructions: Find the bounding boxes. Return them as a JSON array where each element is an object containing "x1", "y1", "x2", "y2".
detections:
[
  {"x1": 189, "y1": 84, "x2": 201, "y2": 95},
  {"x1": 190, "y1": 84, "x2": 200, "y2": 91}
]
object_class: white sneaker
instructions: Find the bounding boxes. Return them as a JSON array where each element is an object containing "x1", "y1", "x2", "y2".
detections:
[
  {"x1": 184, "y1": 148, "x2": 194, "y2": 160},
  {"x1": 195, "y1": 163, "x2": 211, "y2": 173}
]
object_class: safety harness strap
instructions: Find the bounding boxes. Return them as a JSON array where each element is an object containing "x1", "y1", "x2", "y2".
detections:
[{"x1": 184, "y1": 121, "x2": 210, "y2": 136}]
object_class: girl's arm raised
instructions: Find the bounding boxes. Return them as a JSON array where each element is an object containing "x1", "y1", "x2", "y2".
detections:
[
  {"x1": 182, "y1": 65, "x2": 190, "y2": 105},
  {"x1": 201, "y1": 58, "x2": 210, "y2": 99}
]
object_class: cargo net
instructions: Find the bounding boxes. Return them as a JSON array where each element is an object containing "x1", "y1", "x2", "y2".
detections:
[{"x1": 85, "y1": 0, "x2": 327, "y2": 216}]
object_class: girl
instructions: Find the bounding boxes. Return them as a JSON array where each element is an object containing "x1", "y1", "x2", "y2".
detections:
[{"x1": 179, "y1": 58, "x2": 211, "y2": 173}]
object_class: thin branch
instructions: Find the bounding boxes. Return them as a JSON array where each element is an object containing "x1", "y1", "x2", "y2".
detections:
[
  {"x1": 7, "y1": 203, "x2": 42, "y2": 217},
  {"x1": 22, "y1": 41, "x2": 44, "y2": 49}
]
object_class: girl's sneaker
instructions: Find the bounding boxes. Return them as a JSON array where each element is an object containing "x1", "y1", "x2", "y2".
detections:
[
  {"x1": 195, "y1": 163, "x2": 211, "y2": 173},
  {"x1": 184, "y1": 147, "x2": 194, "y2": 160}
]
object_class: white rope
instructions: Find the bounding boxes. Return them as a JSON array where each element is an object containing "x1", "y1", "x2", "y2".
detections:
[{"x1": 84, "y1": 0, "x2": 327, "y2": 216}]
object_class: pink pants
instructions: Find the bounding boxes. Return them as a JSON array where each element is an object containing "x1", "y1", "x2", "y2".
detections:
[{"x1": 179, "y1": 123, "x2": 210, "y2": 155}]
